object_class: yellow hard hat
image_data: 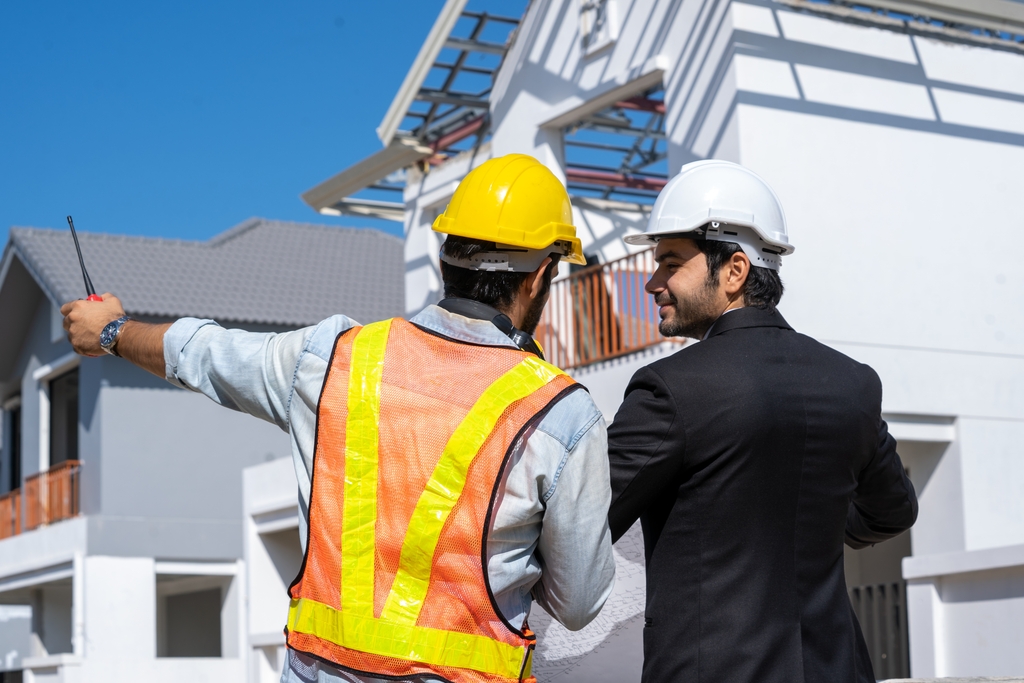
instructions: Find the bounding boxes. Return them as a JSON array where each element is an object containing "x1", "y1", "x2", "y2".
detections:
[{"x1": 433, "y1": 154, "x2": 586, "y2": 269}]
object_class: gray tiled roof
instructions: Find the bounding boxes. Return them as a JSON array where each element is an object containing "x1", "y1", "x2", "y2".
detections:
[{"x1": 8, "y1": 218, "x2": 404, "y2": 327}]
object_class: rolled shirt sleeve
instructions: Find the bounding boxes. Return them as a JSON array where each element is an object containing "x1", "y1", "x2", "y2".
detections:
[
  {"x1": 163, "y1": 317, "x2": 315, "y2": 430},
  {"x1": 530, "y1": 416, "x2": 616, "y2": 631}
]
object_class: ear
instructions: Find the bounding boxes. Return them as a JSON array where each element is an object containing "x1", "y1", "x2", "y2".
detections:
[
  {"x1": 527, "y1": 257, "x2": 554, "y2": 299},
  {"x1": 722, "y1": 251, "x2": 750, "y2": 297}
]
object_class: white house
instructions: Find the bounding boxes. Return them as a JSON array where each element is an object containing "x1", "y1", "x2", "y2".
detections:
[
  {"x1": 290, "y1": 0, "x2": 1024, "y2": 679},
  {"x1": 0, "y1": 219, "x2": 403, "y2": 683}
]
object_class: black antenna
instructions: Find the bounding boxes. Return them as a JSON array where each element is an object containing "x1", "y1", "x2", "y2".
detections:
[{"x1": 66, "y1": 216, "x2": 100, "y2": 300}]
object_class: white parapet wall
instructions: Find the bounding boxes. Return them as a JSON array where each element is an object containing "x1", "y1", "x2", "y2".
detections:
[
  {"x1": 243, "y1": 457, "x2": 301, "y2": 683},
  {"x1": 903, "y1": 544, "x2": 1024, "y2": 678}
]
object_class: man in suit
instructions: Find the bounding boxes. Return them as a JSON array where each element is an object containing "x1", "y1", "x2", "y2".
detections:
[{"x1": 608, "y1": 160, "x2": 918, "y2": 683}]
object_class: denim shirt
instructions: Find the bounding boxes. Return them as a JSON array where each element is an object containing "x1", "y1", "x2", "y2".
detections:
[{"x1": 163, "y1": 305, "x2": 616, "y2": 683}]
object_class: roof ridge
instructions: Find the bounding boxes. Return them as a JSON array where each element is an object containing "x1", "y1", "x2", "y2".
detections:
[
  {"x1": 206, "y1": 217, "x2": 265, "y2": 247},
  {"x1": 9, "y1": 225, "x2": 208, "y2": 248},
  {"x1": 210, "y1": 218, "x2": 405, "y2": 247}
]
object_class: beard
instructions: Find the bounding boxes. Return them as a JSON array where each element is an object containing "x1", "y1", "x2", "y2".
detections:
[
  {"x1": 519, "y1": 292, "x2": 547, "y2": 335},
  {"x1": 657, "y1": 280, "x2": 721, "y2": 340}
]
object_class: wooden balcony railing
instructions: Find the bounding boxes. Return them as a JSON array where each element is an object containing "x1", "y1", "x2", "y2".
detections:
[
  {"x1": 24, "y1": 460, "x2": 82, "y2": 532},
  {"x1": 0, "y1": 489, "x2": 21, "y2": 540},
  {"x1": 537, "y1": 248, "x2": 674, "y2": 370}
]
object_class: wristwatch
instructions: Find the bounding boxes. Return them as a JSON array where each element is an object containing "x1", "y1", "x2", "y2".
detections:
[{"x1": 100, "y1": 316, "x2": 133, "y2": 356}]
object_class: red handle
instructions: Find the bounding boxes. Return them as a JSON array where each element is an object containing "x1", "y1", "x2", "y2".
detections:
[{"x1": 87, "y1": 294, "x2": 103, "y2": 302}]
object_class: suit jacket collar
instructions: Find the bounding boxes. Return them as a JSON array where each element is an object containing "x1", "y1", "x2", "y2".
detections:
[{"x1": 705, "y1": 306, "x2": 793, "y2": 339}]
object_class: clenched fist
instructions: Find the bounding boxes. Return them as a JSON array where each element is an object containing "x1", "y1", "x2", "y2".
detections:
[{"x1": 61, "y1": 293, "x2": 125, "y2": 356}]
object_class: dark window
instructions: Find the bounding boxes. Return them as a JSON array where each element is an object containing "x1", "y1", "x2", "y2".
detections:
[
  {"x1": 164, "y1": 588, "x2": 222, "y2": 657},
  {"x1": 49, "y1": 369, "x2": 79, "y2": 466},
  {"x1": 9, "y1": 403, "x2": 21, "y2": 491}
]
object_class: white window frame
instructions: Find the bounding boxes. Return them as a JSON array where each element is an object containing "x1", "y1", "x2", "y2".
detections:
[
  {"x1": 32, "y1": 352, "x2": 80, "y2": 474},
  {"x1": 580, "y1": 0, "x2": 620, "y2": 56}
]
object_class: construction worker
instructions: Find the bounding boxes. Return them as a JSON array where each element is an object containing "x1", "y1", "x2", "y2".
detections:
[
  {"x1": 606, "y1": 160, "x2": 918, "y2": 683},
  {"x1": 62, "y1": 154, "x2": 615, "y2": 683}
]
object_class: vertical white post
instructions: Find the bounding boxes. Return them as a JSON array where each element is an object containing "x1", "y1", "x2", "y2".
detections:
[
  {"x1": 906, "y1": 577, "x2": 941, "y2": 677},
  {"x1": 37, "y1": 382, "x2": 49, "y2": 474},
  {"x1": 72, "y1": 551, "x2": 85, "y2": 657}
]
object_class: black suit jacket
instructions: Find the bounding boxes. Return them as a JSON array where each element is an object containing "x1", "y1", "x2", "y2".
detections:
[{"x1": 607, "y1": 307, "x2": 918, "y2": 683}]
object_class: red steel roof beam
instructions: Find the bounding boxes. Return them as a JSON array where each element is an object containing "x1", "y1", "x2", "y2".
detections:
[
  {"x1": 615, "y1": 96, "x2": 667, "y2": 114},
  {"x1": 565, "y1": 168, "x2": 667, "y2": 191},
  {"x1": 431, "y1": 114, "x2": 487, "y2": 153}
]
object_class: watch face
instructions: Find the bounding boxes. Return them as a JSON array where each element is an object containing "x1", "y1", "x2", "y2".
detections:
[{"x1": 100, "y1": 320, "x2": 120, "y2": 349}]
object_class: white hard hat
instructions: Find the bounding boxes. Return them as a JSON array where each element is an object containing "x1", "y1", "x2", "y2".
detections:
[{"x1": 624, "y1": 159, "x2": 794, "y2": 270}]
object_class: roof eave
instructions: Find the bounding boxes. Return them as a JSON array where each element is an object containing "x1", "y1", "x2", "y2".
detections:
[
  {"x1": 1, "y1": 236, "x2": 63, "y2": 310},
  {"x1": 300, "y1": 136, "x2": 433, "y2": 213}
]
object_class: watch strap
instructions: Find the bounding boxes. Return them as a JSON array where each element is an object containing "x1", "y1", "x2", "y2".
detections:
[{"x1": 101, "y1": 316, "x2": 133, "y2": 357}]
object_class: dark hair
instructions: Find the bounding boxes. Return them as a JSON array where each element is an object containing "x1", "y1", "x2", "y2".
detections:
[
  {"x1": 440, "y1": 235, "x2": 559, "y2": 311},
  {"x1": 696, "y1": 240, "x2": 784, "y2": 311}
]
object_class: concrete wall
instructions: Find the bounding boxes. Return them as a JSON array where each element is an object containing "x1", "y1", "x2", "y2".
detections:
[
  {"x1": 89, "y1": 359, "x2": 290, "y2": 560},
  {"x1": 905, "y1": 545, "x2": 1024, "y2": 678}
]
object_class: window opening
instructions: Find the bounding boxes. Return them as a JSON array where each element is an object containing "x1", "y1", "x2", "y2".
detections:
[
  {"x1": 563, "y1": 86, "x2": 668, "y2": 205},
  {"x1": 156, "y1": 574, "x2": 231, "y2": 658},
  {"x1": 580, "y1": 0, "x2": 619, "y2": 53},
  {"x1": 48, "y1": 369, "x2": 78, "y2": 467},
  {"x1": 160, "y1": 587, "x2": 222, "y2": 657},
  {"x1": 9, "y1": 401, "x2": 21, "y2": 491}
]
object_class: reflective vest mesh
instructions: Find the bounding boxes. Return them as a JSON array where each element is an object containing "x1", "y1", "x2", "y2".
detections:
[{"x1": 286, "y1": 318, "x2": 577, "y2": 683}]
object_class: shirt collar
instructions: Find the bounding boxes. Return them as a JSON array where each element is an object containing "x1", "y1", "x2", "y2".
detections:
[{"x1": 409, "y1": 304, "x2": 521, "y2": 349}]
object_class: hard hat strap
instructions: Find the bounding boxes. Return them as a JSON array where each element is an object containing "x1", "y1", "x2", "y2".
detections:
[{"x1": 436, "y1": 298, "x2": 545, "y2": 360}]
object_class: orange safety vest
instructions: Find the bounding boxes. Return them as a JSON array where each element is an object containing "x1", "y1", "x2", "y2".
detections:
[{"x1": 286, "y1": 318, "x2": 579, "y2": 682}]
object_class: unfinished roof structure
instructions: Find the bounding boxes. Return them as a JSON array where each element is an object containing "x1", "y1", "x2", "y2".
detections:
[
  {"x1": 301, "y1": 0, "x2": 530, "y2": 220},
  {"x1": 302, "y1": 0, "x2": 1024, "y2": 222}
]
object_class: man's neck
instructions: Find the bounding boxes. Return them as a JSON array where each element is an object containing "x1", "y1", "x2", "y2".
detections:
[{"x1": 701, "y1": 303, "x2": 745, "y2": 340}]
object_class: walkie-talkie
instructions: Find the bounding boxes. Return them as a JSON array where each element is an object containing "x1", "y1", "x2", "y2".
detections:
[{"x1": 66, "y1": 216, "x2": 102, "y2": 302}]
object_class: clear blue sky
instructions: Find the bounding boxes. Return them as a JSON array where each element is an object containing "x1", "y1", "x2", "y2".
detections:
[{"x1": 0, "y1": 1, "x2": 449, "y2": 247}]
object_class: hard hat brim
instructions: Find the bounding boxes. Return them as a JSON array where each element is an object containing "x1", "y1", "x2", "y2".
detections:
[{"x1": 624, "y1": 224, "x2": 794, "y2": 255}]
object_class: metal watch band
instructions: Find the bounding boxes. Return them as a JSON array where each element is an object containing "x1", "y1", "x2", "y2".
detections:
[{"x1": 101, "y1": 316, "x2": 133, "y2": 357}]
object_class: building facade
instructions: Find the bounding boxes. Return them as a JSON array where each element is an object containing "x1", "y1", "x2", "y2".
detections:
[{"x1": 301, "y1": 0, "x2": 1024, "y2": 679}]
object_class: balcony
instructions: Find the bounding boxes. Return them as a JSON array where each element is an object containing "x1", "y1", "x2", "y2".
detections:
[
  {"x1": 537, "y1": 248, "x2": 673, "y2": 370},
  {"x1": 0, "y1": 461, "x2": 82, "y2": 539},
  {"x1": 0, "y1": 488, "x2": 20, "y2": 539}
]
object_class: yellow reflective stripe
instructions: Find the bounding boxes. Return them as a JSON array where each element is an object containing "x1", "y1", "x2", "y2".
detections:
[
  {"x1": 341, "y1": 319, "x2": 392, "y2": 617},
  {"x1": 288, "y1": 597, "x2": 529, "y2": 680},
  {"x1": 381, "y1": 356, "x2": 564, "y2": 625}
]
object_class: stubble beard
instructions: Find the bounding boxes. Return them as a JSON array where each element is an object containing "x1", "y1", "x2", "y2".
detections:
[
  {"x1": 657, "y1": 282, "x2": 721, "y2": 340},
  {"x1": 519, "y1": 294, "x2": 547, "y2": 335}
]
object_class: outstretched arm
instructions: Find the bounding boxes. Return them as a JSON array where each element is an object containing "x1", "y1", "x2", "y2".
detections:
[
  {"x1": 61, "y1": 294, "x2": 335, "y2": 430},
  {"x1": 61, "y1": 294, "x2": 170, "y2": 377}
]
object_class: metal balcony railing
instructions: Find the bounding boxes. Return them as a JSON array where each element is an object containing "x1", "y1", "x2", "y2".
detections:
[
  {"x1": 536, "y1": 248, "x2": 676, "y2": 370},
  {"x1": 848, "y1": 581, "x2": 910, "y2": 679},
  {"x1": 0, "y1": 489, "x2": 21, "y2": 540},
  {"x1": 24, "y1": 460, "x2": 82, "y2": 532}
]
